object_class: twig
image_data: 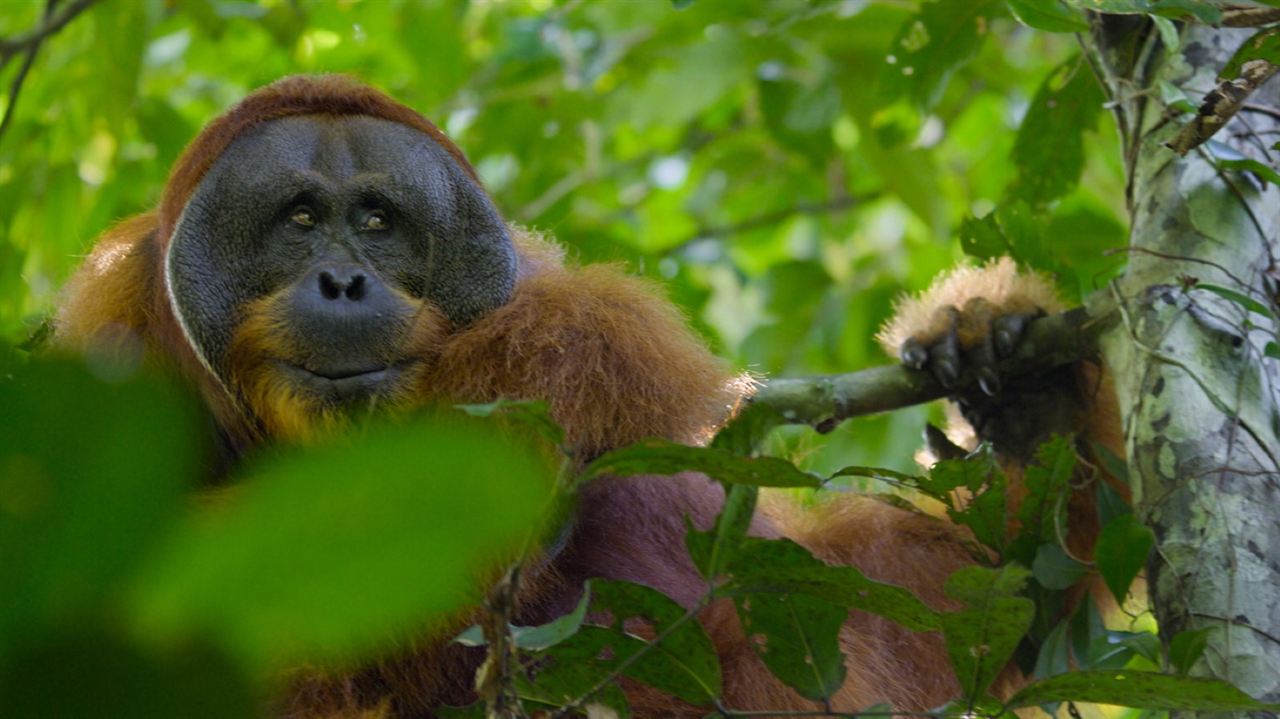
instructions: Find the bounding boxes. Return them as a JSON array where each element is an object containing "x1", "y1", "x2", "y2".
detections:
[
  {"x1": 664, "y1": 193, "x2": 881, "y2": 256},
  {"x1": 0, "y1": 0, "x2": 99, "y2": 147},
  {"x1": 1221, "y1": 6, "x2": 1280, "y2": 28},
  {"x1": 0, "y1": 0, "x2": 95, "y2": 55}
]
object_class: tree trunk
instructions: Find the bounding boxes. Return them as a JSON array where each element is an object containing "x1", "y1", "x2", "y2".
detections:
[{"x1": 1089, "y1": 17, "x2": 1280, "y2": 702}]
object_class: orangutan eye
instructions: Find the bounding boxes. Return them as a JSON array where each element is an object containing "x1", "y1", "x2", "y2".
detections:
[
  {"x1": 290, "y1": 206, "x2": 317, "y2": 228},
  {"x1": 361, "y1": 210, "x2": 389, "y2": 231}
]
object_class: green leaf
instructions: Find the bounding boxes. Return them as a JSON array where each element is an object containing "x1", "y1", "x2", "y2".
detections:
[
  {"x1": 1266, "y1": 341, "x2": 1280, "y2": 360},
  {"x1": 1005, "y1": 0, "x2": 1089, "y2": 32},
  {"x1": 1157, "y1": 79, "x2": 1196, "y2": 114},
  {"x1": 1070, "y1": 601, "x2": 1140, "y2": 671},
  {"x1": 941, "y1": 565, "x2": 1035, "y2": 701},
  {"x1": 1017, "y1": 436, "x2": 1077, "y2": 546},
  {"x1": 1195, "y1": 283, "x2": 1276, "y2": 318},
  {"x1": 924, "y1": 450, "x2": 1009, "y2": 553},
  {"x1": 959, "y1": 212, "x2": 1012, "y2": 260},
  {"x1": 591, "y1": 581, "x2": 721, "y2": 704},
  {"x1": 710, "y1": 403, "x2": 788, "y2": 457},
  {"x1": 1221, "y1": 27, "x2": 1280, "y2": 80},
  {"x1": 758, "y1": 74, "x2": 840, "y2": 165},
  {"x1": 1006, "y1": 670, "x2": 1280, "y2": 711},
  {"x1": 1033, "y1": 617, "x2": 1071, "y2": 679},
  {"x1": 1008, "y1": 56, "x2": 1104, "y2": 207},
  {"x1": 453, "y1": 588, "x2": 592, "y2": 651},
  {"x1": 828, "y1": 465, "x2": 922, "y2": 486},
  {"x1": 876, "y1": 0, "x2": 1004, "y2": 115},
  {"x1": 1032, "y1": 543, "x2": 1088, "y2": 590},
  {"x1": 0, "y1": 361, "x2": 199, "y2": 650},
  {"x1": 131, "y1": 414, "x2": 553, "y2": 671},
  {"x1": 583, "y1": 439, "x2": 820, "y2": 488},
  {"x1": 734, "y1": 589, "x2": 847, "y2": 701},
  {"x1": 1058, "y1": 0, "x2": 1221, "y2": 23},
  {"x1": 1120, "y1": 633, "x2": 1163, "y2": 666},
  {"x1": 457, "y1": 398, "x2": 567, "y2": 447},
  {"x1": 688, "y1": 484, "x2": 759, "y2": 580},
  {"x1": 0, "y1": 630, "x2": 255, "y2": 719},
  {"x1": 1215, "y1": 157, "x2": 1280, "y2": 187},
  {"x1": 1169, "y1": 627, "x2": 1213, "y2": 675},
  {"x1": 517, "y1": 626, "x2": 634, "y2": 716},
  {"x1": 726, "y1": 537, "x2": 942, "y2": 633},
  {"x1": 1094, "y1": 514, "x2": 1155, "y2": 604}
]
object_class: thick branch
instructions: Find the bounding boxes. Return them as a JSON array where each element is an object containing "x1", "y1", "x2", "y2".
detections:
[
  {"x1": 1091, "y1": 20, "x2": 1280, "y2": 705},
  {"x1": 751, "y1": 306, "x2": 1110, "y2": 430}
]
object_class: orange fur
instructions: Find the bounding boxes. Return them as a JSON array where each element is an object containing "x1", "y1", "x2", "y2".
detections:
[{"x1": 53, "y1": 76, "x2": 1122, "y2": 718}]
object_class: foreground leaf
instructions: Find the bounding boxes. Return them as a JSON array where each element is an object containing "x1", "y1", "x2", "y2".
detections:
[
  {"x1": 131, "y1": 415, "x2": 553, "y2": 671},
  {"x1": 1006, "y1": 670, "x2": 1280, "y2": 711},
  {"x1": 0, "y1": 361, "x2": 199, "y2": 650}
]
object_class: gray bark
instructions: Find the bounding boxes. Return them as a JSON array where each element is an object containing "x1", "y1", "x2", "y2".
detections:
[{"x1": 1090, "y1": 18, "x2": 1280, "y2": 702}]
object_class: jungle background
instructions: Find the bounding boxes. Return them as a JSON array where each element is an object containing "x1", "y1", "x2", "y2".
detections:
[
  {"x1": 2, "y1": 0, "x2": 1279, "y2": 717},
  {"x1": 0, "y1": 0, "x2": 1135, "y2": 474}
]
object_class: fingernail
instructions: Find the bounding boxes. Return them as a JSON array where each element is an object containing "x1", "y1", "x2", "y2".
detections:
[{"x1": 977, "y1": 369, "x2": 1000, "y2": 396}]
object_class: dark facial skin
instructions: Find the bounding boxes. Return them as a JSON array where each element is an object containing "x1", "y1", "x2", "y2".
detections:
[{"x1": 166, "y1": 115, "x2": 516, "y2": 406}]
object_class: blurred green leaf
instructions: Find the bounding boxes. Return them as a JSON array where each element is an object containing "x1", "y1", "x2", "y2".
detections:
[
  {"x1": 0, "y1": 630, "x2": 256, "y2": 719},
  {"x1": 876, "y1": 0, "x2": 1004, "y2": 115},
  {"x1": 1008, "y1": 56, "x2": 1104, "y2": 207},
  {"x1": 0, "y1": 360, "x2": 200, "y2": 653},
  {"x1": 1005, "y1": 0, "x2": 1090, "y2": 32},
  {"x1": 131, "y1": 414, "x2": 553, "y2": 671}
]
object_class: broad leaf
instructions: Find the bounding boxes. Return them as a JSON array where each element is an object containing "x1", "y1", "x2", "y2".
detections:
[
  {"x1": 734, "y1": 589, "x2": 847, "y2": 701},
  {"x1": 726, "y1": 537, "x2": 941, "y2": 633},
  {"x1": 131, "y1": 415, "x2": 553, "y2": 671},
  {"x1": 1009, "y1": 55, "x2": 1104, "y2": 207},
  {"x1": 941, "y1": 565, "x2": 1035, "y2": 700}
]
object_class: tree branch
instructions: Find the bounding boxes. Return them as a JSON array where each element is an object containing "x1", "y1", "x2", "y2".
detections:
[
  {"x1": 0, "y1": 0, "x2": 97, "y2": 56},
  {"x1": 750, "y1": 305, "x2": 1113, "y2": 431}
]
